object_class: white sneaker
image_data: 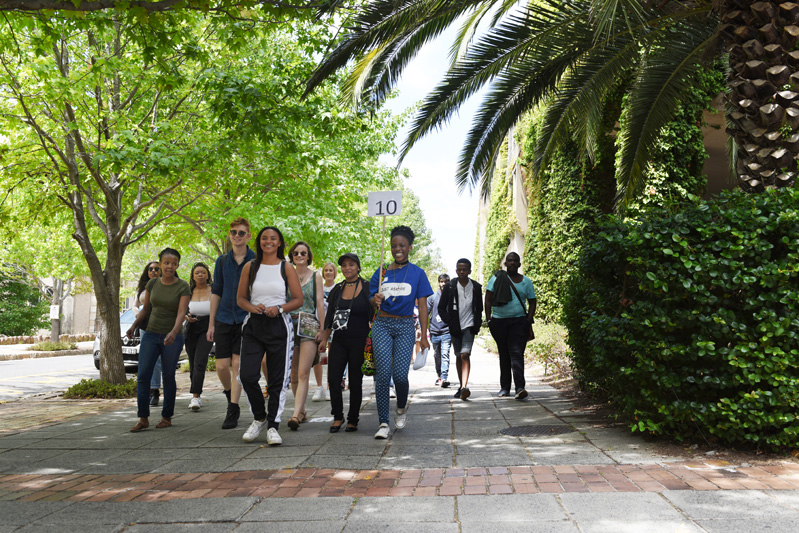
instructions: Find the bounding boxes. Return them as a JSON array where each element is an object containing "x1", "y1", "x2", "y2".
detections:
[
  {"x1": 374, "y1": 423, "x2": 390, "y2": 439},
  {"x1": 324, "y1": 388, "x2": 331, "y2": 401},
  {"x1": 266, "y1": 427, "x2": 282, "y2": 446},
  {"x1": 189, "y1": 397, "x2": 201, "y2": 411},
  {"x1": 242, "y1": 419, "x2": 266, "y2": 442},
  {"x1": 394, "y1": 407, "x2": 407, "y2": 430},
  {"x1": 389, "y1": 387, "x2": 397, "y2": 398},
  {"x1": 312, "y1": 386, "x2": 325, "y2": 402}
]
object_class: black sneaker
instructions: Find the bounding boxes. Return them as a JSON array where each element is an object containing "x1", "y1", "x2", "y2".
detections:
[
  {"x1": 515, "y1": 389, "x2": 528, "y2": 400},
  {"x1": 453, "y1": 387, "x2": 462, "y2": 399},
  {"x1": 441, "y1": 380, "x2": 450, "y2": 388},
  {"x1": 497, "y1": 389, "x2": 510, "y2": 397},
  {"x1": 149, "y1": 389, "x2": 160, "y2": 406},
  {"x1": 460, "y1": 388, "x2": 471, "y2": 400},
  {"x1": 222, "y1": 403, "x2": 240, "y2": 430}
]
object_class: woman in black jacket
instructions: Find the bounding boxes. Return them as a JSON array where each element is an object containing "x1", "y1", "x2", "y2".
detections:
[{"x1": 318, "y1": 253, "x2": 372, "y2": 433}]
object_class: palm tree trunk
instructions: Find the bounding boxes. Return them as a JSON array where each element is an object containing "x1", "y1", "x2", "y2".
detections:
[{"x1": 722, "y1": 0, "x2": 799, "y2": 191}]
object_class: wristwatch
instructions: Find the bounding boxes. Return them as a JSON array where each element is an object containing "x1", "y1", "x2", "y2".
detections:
[{"x1": 277, "y1": 306, "x2": 284, "y2": 314}]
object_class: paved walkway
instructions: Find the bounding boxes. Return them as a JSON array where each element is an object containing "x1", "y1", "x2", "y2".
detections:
[{"x1": 2, "y1": 343, "x2": 798, "y2": 532}]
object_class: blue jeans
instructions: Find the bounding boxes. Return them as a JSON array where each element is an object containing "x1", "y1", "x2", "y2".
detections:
[
  {"x1": 137, "y1": 330, "x2": 184, "y2": 418},
  {"x1": 431, "y1": 333, "x2": 451, "y2": 380},
  {"x1": 150, "y1": 357, "x2": 162, "y2": 389},
  {"x1": 372, "y1": 316, "x2": 415, "y2": 424}
]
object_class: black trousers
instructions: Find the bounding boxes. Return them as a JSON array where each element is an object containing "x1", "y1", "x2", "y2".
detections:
[
  {"x1": 239, "y1": 313, "x2": 292, "y2": 429},
  {"x1": 327, "y1": 332, "x2": 367, "y2": 425},
  {"x1": 489, "y1": 316, "x2": 528, "y2": 392},
  {"x1": 185, "y1": 316, "x2": 213, "y2": 395}
]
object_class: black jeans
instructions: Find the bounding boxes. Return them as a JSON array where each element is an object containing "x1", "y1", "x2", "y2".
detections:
[
  {"x1": 239, "y1": 313, "x2": 292, "y2": 429},
  {"x1": 327, "y1": 332, "x2": 367, "y2": 426},
  {"x1": 489, "y1": 316, "x2": 528, "y2": 392},
  {"x1": 185, "y1": 316, "x2": 213, "y2": 395}
]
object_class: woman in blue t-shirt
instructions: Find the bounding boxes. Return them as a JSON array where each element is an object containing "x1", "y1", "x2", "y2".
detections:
[
  {"x1": 369, "y1": 226, "x2": 433, "y2": 439},
  {"x1": 484, "y1": 252, "x2": 537, "y2": 400}
]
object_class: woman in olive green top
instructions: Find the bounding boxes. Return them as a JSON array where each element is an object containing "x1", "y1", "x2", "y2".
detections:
[{"x1": 127, "y1": 248, "x2": 191, "y2": 432}]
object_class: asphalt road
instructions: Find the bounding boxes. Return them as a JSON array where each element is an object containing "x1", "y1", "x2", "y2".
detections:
[{"x1": 0, "y1": 354, "x2": 133, "y2": 401}]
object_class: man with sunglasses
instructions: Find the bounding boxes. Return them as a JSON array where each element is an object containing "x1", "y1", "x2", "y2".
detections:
[{"x1": 207, "y1": 218, "x2": 255, "y2": 429}]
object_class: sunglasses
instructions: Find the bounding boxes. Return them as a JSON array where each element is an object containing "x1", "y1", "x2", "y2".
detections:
[
  {"x1": 292, "y1": 250, "x2": 308, "y2": 257},
  {"x1": 148, "y1": 267, "x2": 161, "y2": 273},
  {"x1": 229, "y1": 229, "x2": 248, "y2": 238}
]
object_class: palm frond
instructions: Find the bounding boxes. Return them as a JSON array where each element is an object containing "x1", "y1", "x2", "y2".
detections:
[
  {"x1": 614, "y1": 18, "x2": 720, "y2": 204},
  {"x1": 400, "y1": 2, "x2": 591, "y2": 164}
]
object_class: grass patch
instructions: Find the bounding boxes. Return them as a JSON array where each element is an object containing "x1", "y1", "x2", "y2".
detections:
[
  {"x1": 180, "y1": 356, "x2": 216, "y2": 373},
  {"x1": 63, "y1": 378, "x2": 137, "y2": 399},
  {"x1": 27, "y1": 341, "x2": 77, "y2": 351},
  {"x1": 478, "y1": 323, "x2": 571, "y2": 377}
]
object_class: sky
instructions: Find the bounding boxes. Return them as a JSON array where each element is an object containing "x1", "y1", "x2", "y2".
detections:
[{"x1": 378, "y1": 30, "x2": 482, "y2": 278}]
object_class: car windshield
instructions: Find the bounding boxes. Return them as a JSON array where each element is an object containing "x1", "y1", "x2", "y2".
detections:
[{"x1": 120, "y1": 308, "x2": 137, "y2": 326}]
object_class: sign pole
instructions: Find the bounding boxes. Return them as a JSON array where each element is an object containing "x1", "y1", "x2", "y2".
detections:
[{"x1": 379, "y1": 215, "x2": 386, "y2": 295}]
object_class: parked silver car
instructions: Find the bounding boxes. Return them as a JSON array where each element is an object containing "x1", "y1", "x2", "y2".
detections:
[{"x1": 92, "y1": 308, "x2": 140, "y2": 370}]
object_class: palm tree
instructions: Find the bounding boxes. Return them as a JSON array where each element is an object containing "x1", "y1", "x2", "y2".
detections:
[{"x1": 306, "y1": 0, "x2": 798, "y2": 204}]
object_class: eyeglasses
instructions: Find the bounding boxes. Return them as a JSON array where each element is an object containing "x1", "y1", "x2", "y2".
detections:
[
  {"x1": 292, "y1": 251, "x2": 308, "y2": 257},
  {"x1": 229, "y1": 229, "x2": 248, "y2": 238},
  {"x1": 148, "y1": 267, "x2": 160, "y2": 273}
]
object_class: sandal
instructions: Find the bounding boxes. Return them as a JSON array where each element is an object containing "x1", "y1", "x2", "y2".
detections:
[
  {"x1": 287, "y1": 417, "x2": 300, "y2": 431},
  {"x1": 299, "y1": 411, "x2": 308, "y2": 423},
  {"x1": 155, "y1": 418, "x2": 172, "y2": 429},
  {"x1": 129, "y1": 419, "x2": 149, "y2": 432}
]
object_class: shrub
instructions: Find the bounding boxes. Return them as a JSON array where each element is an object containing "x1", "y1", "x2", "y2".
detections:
[
  {"x1": 27, "y1": 341, "x2": 77, "y2": 351},
  {"x1": 564, "y1": 188, "x2": 799, "y2": 450},
  {"x1": 63, "y1": 378, "x2": 137, "y2": 399},
  {"x1": 180, "y1": 356, "x2": 216, "y2": 373}
]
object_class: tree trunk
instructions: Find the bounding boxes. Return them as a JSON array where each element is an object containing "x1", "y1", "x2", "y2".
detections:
[{"x1": 721, "y1": 0, "x2": 799, "y2": 191}]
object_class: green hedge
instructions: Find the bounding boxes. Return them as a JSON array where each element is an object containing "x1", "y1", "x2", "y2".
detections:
[{"x1": 564, "y1": 189, "x2": 799, "y2": 449}]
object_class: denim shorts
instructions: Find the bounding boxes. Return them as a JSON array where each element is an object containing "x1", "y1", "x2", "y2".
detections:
[{"x1": 452, "y1": 329, "x2": 475, "y2": 355}]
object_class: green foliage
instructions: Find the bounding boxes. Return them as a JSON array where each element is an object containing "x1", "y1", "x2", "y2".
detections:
[
  {"x1": 27, "y1": 341, "x2": 77, "y2": 351},
  {"x1": 526, "y1": 323, "x2": 571, "y2": 376},
  {"x1": 620, "y1": 64, "x2": 726, "y2": 215},
  {"x1": 481, "y1": 140, "x2": 516, "y2": 283},
  {"x1": 181, "y1": 356, "x2": 216, "y2": 373},
  {"x1": 564, "y1": 188, "x2": 799, "y2": 450},
  {"x1": 0, "y1": 272, "x2": 48, "y2": 336},
  {"x1": 63, "y1": 378, "x2": 137, "y2": 399}
]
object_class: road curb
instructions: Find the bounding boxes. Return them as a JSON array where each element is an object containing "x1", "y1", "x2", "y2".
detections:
[{"x1": 0, "y1": 349, "x2": 92, "y2": 361}]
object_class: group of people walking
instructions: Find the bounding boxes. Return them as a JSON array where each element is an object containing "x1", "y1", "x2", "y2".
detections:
[{"x1": 124, "y1": 217, "x2": 536, "y2": 444}]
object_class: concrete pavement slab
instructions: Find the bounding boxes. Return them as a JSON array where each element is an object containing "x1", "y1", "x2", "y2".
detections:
[
  {"x1": 228, "y1": 457, "x2": 307, "y2": 470},
  {"x1": 302, "y1": 454, "x2": 383, "y2": 469},
  {"x1": 765, "y1": 490, "x2": 799, "y2": 510},
  {"x1": 460, "y1": 522, "x2": 578, "y2": 533},
  {"x1": 125, "y1": 524, "x2": 236, "y2": 533},
  {"x1": 241, "y1": 496, "x2": 353, "y2": 521},
  {"x1": 344, "y1": 524, "x2": 459, "y2": 532},
  {"x1": 457, "y1": 494, "x2": 566, "y2": 522},
  {"x1": 378, "y1": 453, "x2": 453, "y2": 469},
  {"x1": 27, "y1": 501, "x2": 150, "y2": 524},
  {"x1": 0, "y1": 501, "x2": 73, "y2": 526},
  {"x1": 134, "y1": 497, "x2": 259, "y2": 523},
  {"x1": 560, "y1": 492, "x2": 683, "y2": 521},
  {"x1": 578, "y1": 521, "x2": 704, "y2": 533},
  {"x1": 347, "y1": 496, "x2": 454, "y2": 522},
  {"x1": 662, "y1": 490, "x2": 799, "y2": 519},
  {"x1": 15, "y1": 524, "x2": 128, "y2": 533},
  {"x1": 695, "y1": 518, "x2": 798, "y2": 533}
]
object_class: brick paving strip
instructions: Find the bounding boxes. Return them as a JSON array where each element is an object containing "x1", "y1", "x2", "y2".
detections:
[{"x1": 2, "y1": 462, "x2": 798, "y2": 502}]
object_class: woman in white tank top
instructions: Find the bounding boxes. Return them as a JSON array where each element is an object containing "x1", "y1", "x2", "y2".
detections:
[
  {"x1": 235, "y1": 226, "x2": 303, "y2": 445},
  {"x1": 184, "y1": 262, "x2": 214, "y2": 410}
]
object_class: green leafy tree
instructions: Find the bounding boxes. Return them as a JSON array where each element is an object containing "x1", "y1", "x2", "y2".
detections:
[
  {"x1": 0, "y1": 270, "x2": 49, "y2": 336},
  {"x1": 307, "y1": 0, "x2": 797, "y2": 204}
]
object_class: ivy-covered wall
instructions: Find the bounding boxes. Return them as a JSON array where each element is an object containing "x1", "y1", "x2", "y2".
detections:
[
  {"x1": 480, "y1": 139, "x2": 516, "y2": 284},
  {"x1": 512, "y1": 65, "x2": 725, "y2": 323}
]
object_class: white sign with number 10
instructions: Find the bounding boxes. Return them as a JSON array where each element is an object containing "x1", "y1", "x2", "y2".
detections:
[{"x1": 367, "y1": 191, "x2": 403, "y2": 217}]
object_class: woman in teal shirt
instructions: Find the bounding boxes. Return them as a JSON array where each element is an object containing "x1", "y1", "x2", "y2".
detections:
[{"x1": 484, "y1": 252, "x2": 536, "y2": 400}]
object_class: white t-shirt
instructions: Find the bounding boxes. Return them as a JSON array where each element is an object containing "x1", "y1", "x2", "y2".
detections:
[{"x1": 250, "y1": 263, "x2": 287, "y2": 308}]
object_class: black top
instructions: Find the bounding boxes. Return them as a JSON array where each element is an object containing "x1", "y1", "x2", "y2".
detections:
[{"x1": 324, "y1": 278, "x2": 373, "y2": 339}]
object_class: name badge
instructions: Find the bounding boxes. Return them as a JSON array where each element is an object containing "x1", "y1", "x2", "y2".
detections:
[{"x1": 381, "y1": 282, "x2": 411, "y2": 298}]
